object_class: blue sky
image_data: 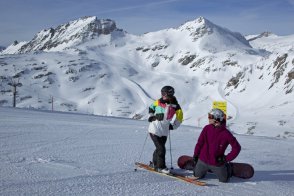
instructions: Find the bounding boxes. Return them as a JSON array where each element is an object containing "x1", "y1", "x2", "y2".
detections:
[{"x1": 0, "y1": 0, "x2": 293, "y2": 46}]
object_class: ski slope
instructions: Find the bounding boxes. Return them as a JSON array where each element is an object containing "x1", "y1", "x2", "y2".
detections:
[{"x1": 0, "y1": 107, "x2": 293, "y2": 195}]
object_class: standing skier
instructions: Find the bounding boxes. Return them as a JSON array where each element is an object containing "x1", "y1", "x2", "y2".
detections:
[
  {"x1": 148, "y1": 86, "x2": 183, "y2": 174},
  {"x1": 193, "y1": 108, "x2": 241, "y2": 182}
]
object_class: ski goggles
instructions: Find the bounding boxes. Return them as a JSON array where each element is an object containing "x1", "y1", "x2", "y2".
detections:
[
  {"x1": 208, "y1": 113, "x2": 215, "y2": 120},
  {"x1": 161, "y1": 91, "x2": 173, "y2": 97},
  {"x1": 208, "y1": 113, "x2": 226, "y2": 122}
]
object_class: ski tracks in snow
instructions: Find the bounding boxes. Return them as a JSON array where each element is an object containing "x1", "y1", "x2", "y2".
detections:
[{"x1": 216, "y1": 81, "x2": 240, "y2": 122}]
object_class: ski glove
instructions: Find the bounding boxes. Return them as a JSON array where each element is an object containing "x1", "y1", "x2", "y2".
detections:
[
  {"x1": 148, "y1": 116, "x2": 157, "y2": 122},
  {"x1": 216, "y1": 155, "x2": 226, "y2": 164},
  {"x1": 193, "y1": 155, "x2": 198, "y2": 165},
  {"x1": 169, "y1": 124, "x2": 173, "y2": 130}
]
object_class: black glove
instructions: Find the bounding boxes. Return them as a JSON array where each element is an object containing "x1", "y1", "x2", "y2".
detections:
[
  {"x1": 193, "y1": 155, "x2": 198, "y2": 165},
  {"x1": 148, "y1": 116, "x2": 157, "y2": 122},
  {"x1": 216, "y1": 155, "x2": 226, "y2": 164},
  {"x1": 169, "y1": 124, "x2": 173, "y2": 130}
]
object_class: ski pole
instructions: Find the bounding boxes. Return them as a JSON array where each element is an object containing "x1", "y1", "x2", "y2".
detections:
[
  {"x1": 168, "y1": 130, "x2": 174, "y2": 170},
  {"x1": 134, "y1": 131, "x2": 149, "y2": 171}
]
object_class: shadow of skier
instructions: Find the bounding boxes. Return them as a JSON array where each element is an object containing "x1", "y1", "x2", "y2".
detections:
[{"x1": 230, "y1": 170, "x2": 294, "y2": 183}]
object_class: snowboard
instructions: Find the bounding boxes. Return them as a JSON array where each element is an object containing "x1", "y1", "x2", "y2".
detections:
[{"x1": 178, "y1": 155, "x2": 254, "y2": 179}]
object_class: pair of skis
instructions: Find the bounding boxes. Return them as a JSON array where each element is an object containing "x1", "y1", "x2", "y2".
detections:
[{"x1": 134, "y1": 162, "x2": 206, "y2": 186}]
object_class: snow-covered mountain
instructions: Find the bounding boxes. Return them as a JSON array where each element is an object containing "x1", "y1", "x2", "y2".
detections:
[
  {"x1": 2, "y1": 16, "x2": 125, "y2": 54},
  {"x1": 0, "y1": 16, "x2": 293, "y2": 138}
]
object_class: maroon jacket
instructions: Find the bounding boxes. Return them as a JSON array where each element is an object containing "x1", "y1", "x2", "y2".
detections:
[{"x1": 194, "y1": 124, "x2": 241, "y2": 166}]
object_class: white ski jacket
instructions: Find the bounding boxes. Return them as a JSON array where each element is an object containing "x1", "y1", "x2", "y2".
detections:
[{"x1": 148, "y1": 98, "x2": 183, "y2": 137}]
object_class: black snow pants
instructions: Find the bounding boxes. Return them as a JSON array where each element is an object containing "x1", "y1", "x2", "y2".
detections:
[
  {"x1": 150, "y1": 133, "x2": 167, "y2": 169},
  {"x1": 193, "y1": 159, "x2": 232, "y2": 183}
]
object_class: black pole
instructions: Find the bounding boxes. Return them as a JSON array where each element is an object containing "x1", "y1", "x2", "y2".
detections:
[
  {"x1": 13, "y1": 85, "x2": 16, "y2": 107},
  {"x1": 51, "y1": 96, "x2": 54, "y2": 111}
]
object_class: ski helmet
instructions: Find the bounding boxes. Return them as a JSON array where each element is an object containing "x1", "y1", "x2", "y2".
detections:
[
  {"x1": 208, "y1": 108, "x2": 225, "y2": 122},
  {"x1": 161, "y1": 86, "x2": 175, "y2": 97}
]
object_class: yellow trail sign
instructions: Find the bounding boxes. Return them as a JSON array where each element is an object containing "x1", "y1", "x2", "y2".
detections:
[{"x1": 212, "y1": 101, "x2": 227, "y2": 115}]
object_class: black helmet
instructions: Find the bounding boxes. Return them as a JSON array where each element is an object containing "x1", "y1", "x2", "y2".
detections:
[{"x1": 161, "y1": 86, "x2": 175, "y2": 97}]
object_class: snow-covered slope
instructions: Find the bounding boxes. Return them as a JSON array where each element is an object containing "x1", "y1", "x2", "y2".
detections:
[
  {"x1": 1, "y1": 41, "x2": 27, "y2": 54},
  {"x1": 0, "y1": 16, "x2": 293, "y2": 138},
  {"x1": 0, "y1": 107, "x2": 293, "y2": 196}
]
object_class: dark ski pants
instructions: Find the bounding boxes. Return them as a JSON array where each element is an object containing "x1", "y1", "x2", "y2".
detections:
[
  {"x1": 193, "y1": 159, "x2": 232, "y2": 183},
  {"x1": 149, "y1": 133, "x2": 167, "y2": 169}
]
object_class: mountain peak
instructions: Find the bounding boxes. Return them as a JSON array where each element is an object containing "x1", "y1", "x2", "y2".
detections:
[
  {"x1": 3, "y1": 16, "x2": 123, "y2": 54},
  {"x1": 177, "y1": 16, "x2": 251, "y2": 50},
  {"x1": 72, "y1": 16, "x2": 118, "y2": 34},
  {"x1": 178, "y1": 16, "x2": 211, "y2": 31},
  {"x1": 247, "y1": 31, "x2": 277, "y2": 42},
  {"x1": 195, "y1": 16, "x2": 212, "y2": 26}
]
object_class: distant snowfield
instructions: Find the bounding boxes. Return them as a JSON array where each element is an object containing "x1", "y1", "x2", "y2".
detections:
[{"x1": 0, "y1": 107, "x2": 293, "y2": 195}]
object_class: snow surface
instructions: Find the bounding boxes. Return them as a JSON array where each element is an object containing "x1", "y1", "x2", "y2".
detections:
[{"x1": 1, "y1": 107, "x2": 294, "y2": 196}]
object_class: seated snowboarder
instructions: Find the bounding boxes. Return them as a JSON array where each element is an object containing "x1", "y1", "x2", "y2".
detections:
[
  {"x1": 193, "y1": 108, "x2": 241, "y2": 182},
  {"x1": 148, "y1": 86, "x2": 183, "y2": 174}
]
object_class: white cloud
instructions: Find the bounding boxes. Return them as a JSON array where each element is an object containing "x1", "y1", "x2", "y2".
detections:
[{"x1": 95, "y1": 0, "x2": 181, "y2": 14}]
